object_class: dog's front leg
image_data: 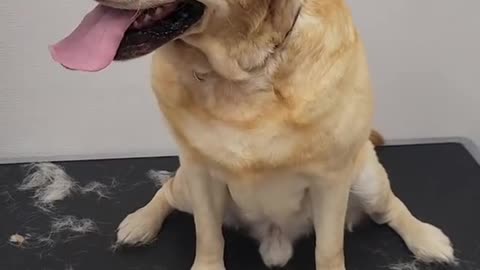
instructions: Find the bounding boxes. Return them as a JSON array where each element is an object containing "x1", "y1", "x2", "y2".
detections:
[
  {"x1": 184, "y1": 161, "x2": 228, "y2": 270},
  {"x1": 310, "y1": 171, "x2": 351, "y2": 270}
]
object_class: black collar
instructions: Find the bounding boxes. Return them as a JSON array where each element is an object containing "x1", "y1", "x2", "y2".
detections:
[
  {"x1": 246, "y1": 5, "x2": 303, "y2": 76},
  {"x1": 277, "y1": 6, "x2": 302, "y2": 51}
]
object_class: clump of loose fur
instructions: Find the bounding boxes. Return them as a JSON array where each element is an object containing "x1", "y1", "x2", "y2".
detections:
[
  {"x1": 11, "y1": 164, "x2": 110, "y2": 250},
  {"x1": 79, "y1": 181, "x2": 112, "y2": 199},
  {"x1": 33, "y1": 234, "x2": 56, "y2": 248},
  {"x1": 51, "y1": 216, "x2": 98, "y2": 234},
  {"x1": 9, "y1": 216, "x2": 99, "y2": 249},
  {"x1": 147, "y1": 170, "x2": 174, "y2": 187},
  {"x1": 388, "y1": 261, "x2": 421, "y2": 270},
  {"x1": 388, "y1": 259, "x2": 463, "y2": 270},
  {"x1": 18, "y1": 163, "x2": 78, "y2": 210},
  {"x1": 9, "y1": 234, "x2": 26, "y2": 247},
  {"x1": 7, "y1": 216, "x2": 98, "y2": 250},
  {"x1": 18, "y1": 163, "x2": 119, "y2": 208},
  {"x1": 7, "y1": 233, "x2": 54, "y2": 249}
]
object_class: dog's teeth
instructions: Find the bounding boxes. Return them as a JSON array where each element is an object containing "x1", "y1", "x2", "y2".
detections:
[{"x1": 132, "y1": 21, "x2": 141, "y2": 29}]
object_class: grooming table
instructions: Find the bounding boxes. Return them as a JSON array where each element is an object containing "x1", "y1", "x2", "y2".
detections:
[{"x1": 1, "y1": 143, "x2": 479, "y2": 270}]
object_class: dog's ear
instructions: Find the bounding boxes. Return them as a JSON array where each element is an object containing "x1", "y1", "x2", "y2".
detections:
[{"x1": 268, "y1": 0, "x2": 302, "y2": 35}]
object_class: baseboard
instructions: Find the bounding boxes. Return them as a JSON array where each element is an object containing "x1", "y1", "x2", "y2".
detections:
[{"x1": 1, "y1": 137, "x2": 479, "y2": 165}]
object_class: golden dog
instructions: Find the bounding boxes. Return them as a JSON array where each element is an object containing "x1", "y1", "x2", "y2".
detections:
[{"x1": 51, "y1": 0, "x2": 455, "y2": 269}]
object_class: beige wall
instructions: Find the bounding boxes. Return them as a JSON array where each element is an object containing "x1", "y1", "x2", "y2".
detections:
[
  {"x1": 1, "y1": 0, "x2": 479, "y2": 162},
  {"x1": 347, "y1": 0, "x2": 480, "y2": 145}
]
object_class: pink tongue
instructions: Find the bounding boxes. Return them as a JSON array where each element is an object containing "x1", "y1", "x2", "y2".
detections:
[{"x1": 49, "y1": 5, "x2": 136, "y2": 72}]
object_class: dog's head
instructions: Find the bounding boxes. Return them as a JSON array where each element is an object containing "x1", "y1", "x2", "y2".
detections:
[{"x1": 50, "y1": 0, "x2": 303, "y2": 77}]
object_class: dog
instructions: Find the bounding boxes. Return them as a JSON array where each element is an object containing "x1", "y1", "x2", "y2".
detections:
[{"x1": 50, "y1": 0, "x2": 455, "y2": 269}]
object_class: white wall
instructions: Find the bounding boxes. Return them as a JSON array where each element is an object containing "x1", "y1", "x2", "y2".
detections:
[
  {"x1": 347, "y1": 0, "x2": 480, "y2": 146},
  {"x1": 0, "y1": 0, "x2": 177, "y2": 162},
  {"x1": 0, "y1": 0, "x2": 479, "y2": 163}
]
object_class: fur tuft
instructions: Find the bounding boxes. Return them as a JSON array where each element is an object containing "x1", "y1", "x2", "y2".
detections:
[{"x1": 369, "y1": 130, "x2": 385, "y2": 146}]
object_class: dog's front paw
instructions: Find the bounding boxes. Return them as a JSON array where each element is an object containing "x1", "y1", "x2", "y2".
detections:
[
  {"x1": 116, "y1": 207, "x2": 164, "y2": 246},
  {"x1": 191, "y1": 262, "x2": 225, "y2": 270},
  {"x1": 405, "y1": 222, "x2": 455, "y2": 263}
]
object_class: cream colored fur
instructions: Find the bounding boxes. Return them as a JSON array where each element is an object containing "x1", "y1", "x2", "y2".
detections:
[{"x1": 101, "y1": 0, "x2": 457, "y2": 269}]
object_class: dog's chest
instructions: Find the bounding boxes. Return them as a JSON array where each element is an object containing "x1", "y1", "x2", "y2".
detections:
[
  {"x1": 174, "y1": 111, "x2": 316, "y2": 171},
  {"x1": 226, "y1": 173, "x2": 310, "y2": 226}
]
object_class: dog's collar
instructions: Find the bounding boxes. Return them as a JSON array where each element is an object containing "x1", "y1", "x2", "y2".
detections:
[
  {"x1": 276, "y1": 6, "x2": 302, "y2": 51},
  {"x1": 248, "y1": 6, "x2": 302, "y2": 75}
]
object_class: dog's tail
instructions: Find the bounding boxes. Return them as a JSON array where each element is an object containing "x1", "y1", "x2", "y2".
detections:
[{"x1": 369, "y1": 130, "x2": 385, "y2": 146}]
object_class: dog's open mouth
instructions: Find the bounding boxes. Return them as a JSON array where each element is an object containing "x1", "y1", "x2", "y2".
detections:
[{"x1": 49, "y1": 0, "x2": 205, "y2": 72}]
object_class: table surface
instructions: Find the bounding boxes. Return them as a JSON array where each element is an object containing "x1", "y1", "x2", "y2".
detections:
[{"x1": 1, "y1": 143, "x2": 479, "y2": 270}]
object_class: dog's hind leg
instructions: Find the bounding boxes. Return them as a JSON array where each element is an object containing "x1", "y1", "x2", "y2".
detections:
[
  {"x1": 350, "y1": 142, "x2": 455, "y2": 263},
  {"x1": 116, "y1": 168, "x2": 190, "y2": 246}
]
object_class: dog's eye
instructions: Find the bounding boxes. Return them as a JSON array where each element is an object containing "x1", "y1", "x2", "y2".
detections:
[{"x1": 193, "y1": 71, "x2": 206, "y2": 82}]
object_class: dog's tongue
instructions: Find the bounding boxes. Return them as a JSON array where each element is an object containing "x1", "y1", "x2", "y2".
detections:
[{"x1": 49, "y1": 5, "x2": 136, "y2": 72}]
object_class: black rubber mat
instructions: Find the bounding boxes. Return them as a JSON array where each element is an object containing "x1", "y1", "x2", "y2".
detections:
[{"x1": 0, "y1": 143, "x2": 479, "y2": 270}]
